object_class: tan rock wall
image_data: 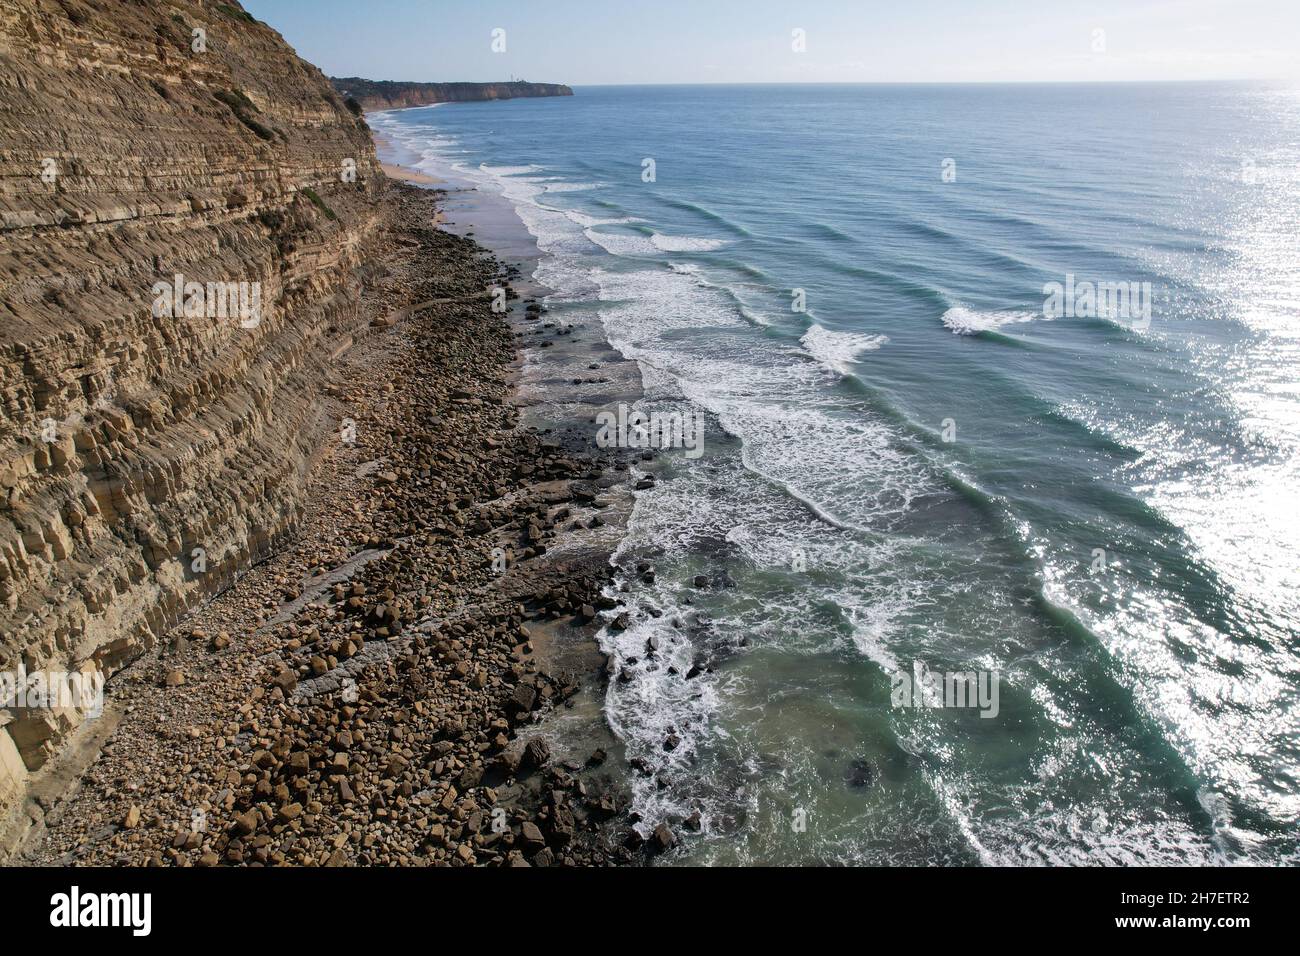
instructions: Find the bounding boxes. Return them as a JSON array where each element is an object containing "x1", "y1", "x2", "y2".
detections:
[{"x1": 0, "y1": 0, "x2": 385, "y2": 813}]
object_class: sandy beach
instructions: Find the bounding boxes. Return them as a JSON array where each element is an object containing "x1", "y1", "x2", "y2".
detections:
[
  {"x1": 381, "y1": 162, "x2": 440, "y2": 185},
  {"x1": 373, "y1": 130, "x2": 443, "y2": 186}
]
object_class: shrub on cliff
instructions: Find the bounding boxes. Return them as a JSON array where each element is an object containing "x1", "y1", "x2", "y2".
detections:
[
  {"x1": 214, "y1": 89, "x2": 277, "y2": 142},
  {"x1": 216, "y1": 3, "x2": 257, "y2": 24},
  {"x1": 300, "y1": 188, "x2": 337, "y2": 221}
]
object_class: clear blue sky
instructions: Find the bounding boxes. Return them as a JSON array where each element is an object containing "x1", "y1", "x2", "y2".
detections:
[{"x1": 243, "y1": 0, "x2": 1300, "y2": 85}]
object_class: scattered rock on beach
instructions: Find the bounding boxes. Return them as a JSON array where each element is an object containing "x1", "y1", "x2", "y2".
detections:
[{"x1": 19, "y1": 181, "x2": 634, "y2": 871}]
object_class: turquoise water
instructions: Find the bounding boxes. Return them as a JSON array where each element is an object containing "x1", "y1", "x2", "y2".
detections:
[{"x1": 373, "y1": 83, "x2": 1300, "y2": 864}]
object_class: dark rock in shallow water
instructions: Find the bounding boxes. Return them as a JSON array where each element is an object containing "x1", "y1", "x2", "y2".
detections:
[
  {"x1": 651, "y1": 823, "x2": 677, "y2": 853},
  {"x1": 845, "y1": 759, "x2": 876, "y2": 789}
]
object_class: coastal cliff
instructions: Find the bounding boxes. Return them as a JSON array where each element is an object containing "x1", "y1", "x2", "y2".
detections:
[
  {"x1": 0, "y1": 0, "x2": 382, "y2": 826},
  {"x1": 330, "y1": 78, "x2": 574, "y2": 112}
]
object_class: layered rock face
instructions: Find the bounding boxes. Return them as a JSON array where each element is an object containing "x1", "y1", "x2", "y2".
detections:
[
  {"x1": 330, "y1": 78, "x2": 574, "y2": 111},
  {"x1": 0, "y1": 0, "x2": 382, "y2": 815}
]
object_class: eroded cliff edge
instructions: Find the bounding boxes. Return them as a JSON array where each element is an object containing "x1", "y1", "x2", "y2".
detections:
[
  {"x1": 0, "y1": 0, "x2": 383, "y2": 822},
  {"x1": 330, "y1": 78, "x2": 574, "y2": 112}
]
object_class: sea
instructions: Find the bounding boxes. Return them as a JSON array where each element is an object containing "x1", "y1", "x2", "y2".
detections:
[{"x1": 371, "y1": 82, "x2": 1300, "y2": 865}]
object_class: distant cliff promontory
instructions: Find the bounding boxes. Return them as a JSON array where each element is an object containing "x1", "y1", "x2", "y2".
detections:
[{"x1": 330, "y1": 78, "x2": 574, "y2": 112}]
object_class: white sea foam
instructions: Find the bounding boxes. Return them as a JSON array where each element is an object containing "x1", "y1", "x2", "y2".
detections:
[
  {"x1": 737, "y1": 304, "x2": 774, "y2": 326},
  {"x1": 561, "y1": 209, "x2": 642, "y2": 229},
  {"x1": 800, "y1": 324, "x2": 888, "y2": 375},
  {"x1": 478, "y1": 163, "x2": 543, "y2": 176},
  {"x1": 544, "y1": 181, "x2": 603, "y2": 192},
  {"x1": 594, "y1": 265, "x2": 931, "y2": 531},
  {"x1": 379, "y1": 102, "x2": 449, "y2": 114},
  {"x1": 650, "y1": 233, "x2": 730, "y2": 252},
  {"x1": 941, "y1": 306, "x2": 1040, "y2": 335},
  {"x1": 583, "y1": 229, "x2": 659, "y2": 257}
]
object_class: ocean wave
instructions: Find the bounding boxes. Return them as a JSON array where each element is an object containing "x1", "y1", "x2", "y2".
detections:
[
  {"x1": 800, "y1": 324, "x2": 888, "y2": 375},
  {"x1": 941, "y1": 306, "x2": 1041, "y2": 335},
  {"x1": 809, "y1": 221, "x2": 855, "y2": 242},
  {"x1": 380, "y1": 102, "x2": 449, "y2": 114},
  {"x1": 560, "y1": 208, "x2": 643, "y2": 228},
  {"x1": 583, "y1": 229, "x2": 659, "y2": 257},
  {"x1": 544, "y1": 181, "x2": 603, "y2": 192},
  {"x1": 660, "y1": 261, "x2": 779, "y2": 327},
  {"x1": 477, "y1": 162, "x2": 543, "y2": 176},
  {"x1": 593, "y1": 264, "x2": 931, "y2": 530},
  {"x1": 657, "y1": 196, "x2": 754, "y2": 237},
  {"x1": 650, "y1": 233, "x2": 730, "y2": 252}
]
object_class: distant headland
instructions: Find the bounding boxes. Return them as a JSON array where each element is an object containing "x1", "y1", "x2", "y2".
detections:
[{"x1": 329, "y1": 77, "x2": 574, "y2": 111}]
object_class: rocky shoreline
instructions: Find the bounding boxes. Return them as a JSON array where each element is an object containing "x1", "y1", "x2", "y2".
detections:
[{"x1": 15, "y1": 181, "x2": 652, "y2": 867}]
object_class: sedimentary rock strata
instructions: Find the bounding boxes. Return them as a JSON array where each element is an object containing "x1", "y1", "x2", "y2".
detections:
[{"x1": 0, "y1": 0, "x2": 381, "y2": 823}]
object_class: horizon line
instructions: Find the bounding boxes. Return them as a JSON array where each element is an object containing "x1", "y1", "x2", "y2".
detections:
[{"x1": 341, "y1": 76, "x2": 1284, "y2": 88}]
